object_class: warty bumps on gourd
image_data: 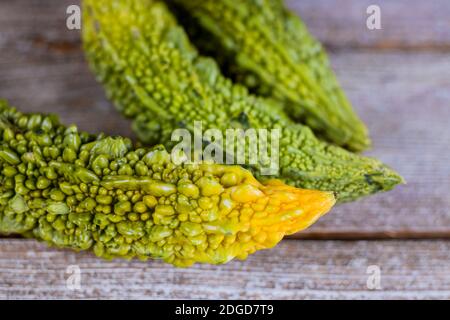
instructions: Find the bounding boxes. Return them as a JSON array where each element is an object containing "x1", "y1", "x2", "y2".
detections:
[
  {"x1": 168, "y1": 0, "x2": 370, "y2": 152},
  {"x1": 82, "y1": 0, "x2": 403, "y2": 202},
  {"x1": 0, "y1": 100, "x2": 335, "y2": 267}
]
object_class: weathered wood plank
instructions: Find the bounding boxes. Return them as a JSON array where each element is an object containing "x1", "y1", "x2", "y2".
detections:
[
  {"x1": 0, "y1": 0, "x2": 449, "y2": 51},
  {"x1": 0, "y1": 55, "x2": 136, "y2": 139},
  {"x1": 0, "y1": 0, "x2": 135, "y2": 139},
  {"x1": 297, "y1": 51, "x2": 450, "y2": 237},
  {"x1": 0, "y1": 239, "x2": 449, "y2": 299},
  {"x1": 287, "y1": 0, "x2": 450, "y2": 50}
]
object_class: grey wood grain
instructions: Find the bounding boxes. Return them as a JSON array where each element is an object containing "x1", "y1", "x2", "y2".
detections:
[
  {"x1": 300, "y1": 51, "x2": 450, "y2": 237},
  {"x1": 287, "y1": 0, "x2": 450, "y2": 50},
  {"x1": 0, "y1": 239, "x2": 449, "y2": 299},
  {"x1": 1, "y1": 0, "x2": 449, "y2": 50}
]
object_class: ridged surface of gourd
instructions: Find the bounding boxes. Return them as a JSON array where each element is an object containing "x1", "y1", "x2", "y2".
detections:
[
  {"x1": 169, "y1": 0, "x2": 370, "y2": 151},
  {"x1": 82, "y1": 0, "x2": 403, "y2": 202},
  {"x1": 0, "y1": 101, "x2": 335, "y2": 267}
]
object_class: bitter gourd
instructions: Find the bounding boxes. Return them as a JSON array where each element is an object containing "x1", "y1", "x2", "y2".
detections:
[
  {"x1": 0, "y1": 100, "x2": 335, "y2": 267},
  {"x1": 82, "y1": 0, "x2": 403, "y2": 202},
  {"x1": 168, "y1": 0, "x2": 370, "y2": 151}
]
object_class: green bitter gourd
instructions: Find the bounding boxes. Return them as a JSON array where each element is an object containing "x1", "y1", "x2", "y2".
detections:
[
  {"x1": 0, "y1": 100, "x2": 335, "y2": 267},
  {"x1": 82, "y1": 0, "x2": 403, "y2": 202},
  {"x1": 169, "y1": 0, "x2": 370, "y2": 151}
]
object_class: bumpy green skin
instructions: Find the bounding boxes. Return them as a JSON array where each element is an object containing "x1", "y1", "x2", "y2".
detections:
[
  {"x1": 82, "y1": 0, "x2": 403, "y2": 202},
  {"x1": 169, "y1": 0, "x2": 370, "y2": 151},
  {"x1": 0, "y1": 101, "x2": 337, "y2": 267}
]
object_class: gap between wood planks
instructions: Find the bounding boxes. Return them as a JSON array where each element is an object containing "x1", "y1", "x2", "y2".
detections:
[
  {"x1": 17, "y1": 37, "x2": 450, "y2": 56},
  {"x1": 324, "y1": 44, "x2": 450, "y2": 54},
  {"x1": 3, "y1": 231, "x2": 450, "y2": 241}
]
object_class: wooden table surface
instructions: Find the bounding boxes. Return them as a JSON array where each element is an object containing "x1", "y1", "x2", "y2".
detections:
[{"x1": 0, "y1": 0, "x2": 449, "y2": 299}]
